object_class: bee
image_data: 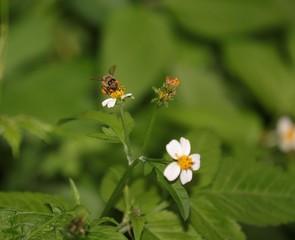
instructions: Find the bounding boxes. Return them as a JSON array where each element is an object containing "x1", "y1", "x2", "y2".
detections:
[{"x1": 91, "y1": 65, "x2": 120, "y2": 95}]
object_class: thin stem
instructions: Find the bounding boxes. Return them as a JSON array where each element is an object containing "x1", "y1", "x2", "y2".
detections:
[
  {"x1": 100, "y1": 159, "x2": 140, "y2": 218},
  {"x1": 120, "y1": 104, "x2": 132, "y2": 165},
  {"x1": 140, "y1": 106, "x2": 159, "y2": 156}
]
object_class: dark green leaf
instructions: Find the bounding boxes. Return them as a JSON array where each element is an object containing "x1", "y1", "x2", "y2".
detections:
[{"x1": 154, "y1": 164, "x2": 190, "y2": 220}]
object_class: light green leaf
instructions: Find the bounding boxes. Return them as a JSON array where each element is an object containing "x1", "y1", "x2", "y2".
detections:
[
  {"x1": 100, "y1": 6, "x2": 174, "y2": 101},
  {"x1": 69, "y1": 178, "x2": 80, "y2": 205},
  {"x1": 197, "y1": 156, "x2": 295, "y2": 226},
  {"x1": 87, "y1": 225, "x2": 128, "y2": 240},
  {"x1": 142, "y1": 210, "x2": 202, "y2": 240},
  {"x1": 162, "y1": 0, "x2": 290, "y2": 39},
  {"x1": 132, "y1": 216, "x2": 146, "y2": 240},
  {"x1": 0, "y1": 116, "x2": 21, "y2": 157},
  {"x1": 17, "y1": 115, "x2": 53, "y2": 142},
  {"x1": 224, "y1": 41, "x2": 295, "y2": 115},
  {"x1": 190, "y1": 196, "x2": 245, "y2": 240},
  {"x1": 153, "y1": 164, "x2": 190, "y2": 220}
]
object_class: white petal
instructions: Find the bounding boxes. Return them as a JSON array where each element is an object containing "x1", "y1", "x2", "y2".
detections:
[
  {"x1": 102, "y1": 98, "x2": 111, "y2": 107},
  {"x1": 180, "y1": 137, "x2": 191, "y2": 155},
  {"x1": 277, "y1": 116, "x2": 293, "y2": 134},
  {"x1": 166, "y1": 139, "x2": 183, "y2": 159},
  {"x1": 190, "y1": 154, "x2": 201, "y2": 171},
  {"x1": 107, "y1": 98, "x2": 117, "y2": 108},
  {"x1": 164, "y1": 162, "x2": 181, "y2": 182},
  {"x1": 102, "y1": 98, "x2": 117, "y2": 108},
  {"x1": 122, "y1": 93, "x2": 134, "y2": 99},
  {"x1": 180, "y1": 169, "x2": 193, "y2": 185}
]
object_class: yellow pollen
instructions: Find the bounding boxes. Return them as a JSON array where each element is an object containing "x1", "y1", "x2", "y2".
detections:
[
  {"x1": 110, "y1": 88, "x2": 124, "y2": 98},
  {"x1": 177, "y1": 155, "x2": 193, "y2": 170},
  {"x1": 284, "y1": 128, "x2": 295, "y2": 141}
]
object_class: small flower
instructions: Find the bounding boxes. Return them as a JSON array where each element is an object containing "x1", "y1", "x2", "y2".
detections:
[
  {"x1": 164, "y1": 137, "x2": 200, "y2": 185},
  {"x1": 276, "y1": 116, "x2": 295, "y2": 152},
  {"x1": 152, "y1": 76, "x2": 180, "y2": 107},
  {"x1": 102, "y1": 88, "x2": 133, "y2": 108}
]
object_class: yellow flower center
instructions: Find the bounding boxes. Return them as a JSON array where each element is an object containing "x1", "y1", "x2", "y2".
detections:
[
  {"x1": 177, "y1": 155, "x2": 193, "y2": 170},
  {"x1": 110, "y1": 88, "x2": 124, "y2": 98},
  {"x1": 284, "y1": 128, "x2": 295, "y2": 141}
]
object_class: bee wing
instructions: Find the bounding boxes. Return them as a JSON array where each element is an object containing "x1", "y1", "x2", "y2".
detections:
[
  {"x1": 90, "y1": 77, "x2": 103, "y2": 81},
  {"x1": 108, "y1": 65, "x2": 116, "y2": 75}
]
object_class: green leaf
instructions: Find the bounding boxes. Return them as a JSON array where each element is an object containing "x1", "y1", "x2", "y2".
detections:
[
  {"x1": 87, "y1": 132, "x2": 121, "y2": 143},
  {"x1": 190, "y1": 196, "x2": 245, "y2": 240},
  {"x1": 142, "y1": 210, "x2": 202, "y2": 240},
  {"x1": 153, "y1": 164, "x2": 190, "y2": 220},
  {"x1": 132, "y1": 216, "x2": 146, "y2": 240},
  {"x1": 0, "y1": 192, "x2": 84, "y2": 239},
  {"x1": 224, "y1": 41, "x2": 295, "y2": 115},
  {"x1": 197, "y1": 156, "x2": 295, "y2": 226},
  {"x1": 162, "y1": 0, "x2": 289, "y2": 39},
  {"x1": 17, "y1": 115, "x2": 53, "y2": 142},
  {"x1": 69, "y1": 178, "x2": 80, "y2": 205},
  {"x1": 59, "y1": 110, "x2": 134, "y2": 144},
  {"x1": 1, "y1": 59, "x2": 94, "y2": 124},
  {"x1": 4, "y1": 0, "x2": 56, "y2": 77},
  {"x1": 100, "y1": 167, "x2": 162, "y2": 214},
  {"x1": 100, "y1": 6, "x2": 174, "y2": 101},
  {"x1": 0, "y1": 116, "x2": 21, "y2": 157},
  {"x1": 87, "y1": 225, "x2": 128, "y2": 240},
  {"x1": 186, "y1": 130, "x2": 221, "y2": 188}
]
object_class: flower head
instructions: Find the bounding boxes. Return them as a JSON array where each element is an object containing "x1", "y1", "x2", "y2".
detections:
[
  {"x1": 152, "y1": 76, "x2": 180, "y2": 107},
  {"x1": 276, "y1": 116, "x2": 295, "y2": 152},
  {"x1": 102, "y1": 88, "x2": 133, "y2": 108},
  {"x1": 164, "y1": 137, "x2": 200, "y2": 185}
]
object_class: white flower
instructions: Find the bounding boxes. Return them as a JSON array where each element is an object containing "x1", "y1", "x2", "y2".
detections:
[
  {"x1": 164, "y1": 137, "x2": 201, "y2": 185},
  {"x1": 102, "y1": 93, "x2": 133, "y2": 108},
  {"x1": 277, "y1": 116, "x2": 295, "y2": 152}
]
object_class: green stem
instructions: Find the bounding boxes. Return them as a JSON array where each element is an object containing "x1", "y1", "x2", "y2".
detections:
[
  {"x1": 100, "y1": 159, "x2": 140, "y2": 218},
  {"x1": 140, "y1": 106, "x2": 159, "y2": 156},
  {"x1": 120, "y1": 104, "x2": 132, "y2": 165}
]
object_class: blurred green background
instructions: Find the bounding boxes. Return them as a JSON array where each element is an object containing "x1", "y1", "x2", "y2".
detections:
[{"x1": 1, "y1": 0, "x2": 295, "y2": 239}]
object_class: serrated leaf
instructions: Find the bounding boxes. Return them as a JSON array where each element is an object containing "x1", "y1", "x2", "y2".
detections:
[
  {"x1": 0, "y1": 192, "x2": 82, "y2": 240},
  {"x1": 197, "y1": 157, "x2": 295, "y2": 226},
  {"x1": 190, "y1": 196, "x2": 245, "y2": 240},
  {"x1": 162, "y1": 0, "x2": 289, "y2": 39},
  {"x1": 142, "y1": 210, "x2": 202, "y2": 240},
  {"x1": 132, "y1": 216, "x2": 146, "y2": 240},
  {"x1": 153, "y1": 164, "x2": 190, "y2": 220}
]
